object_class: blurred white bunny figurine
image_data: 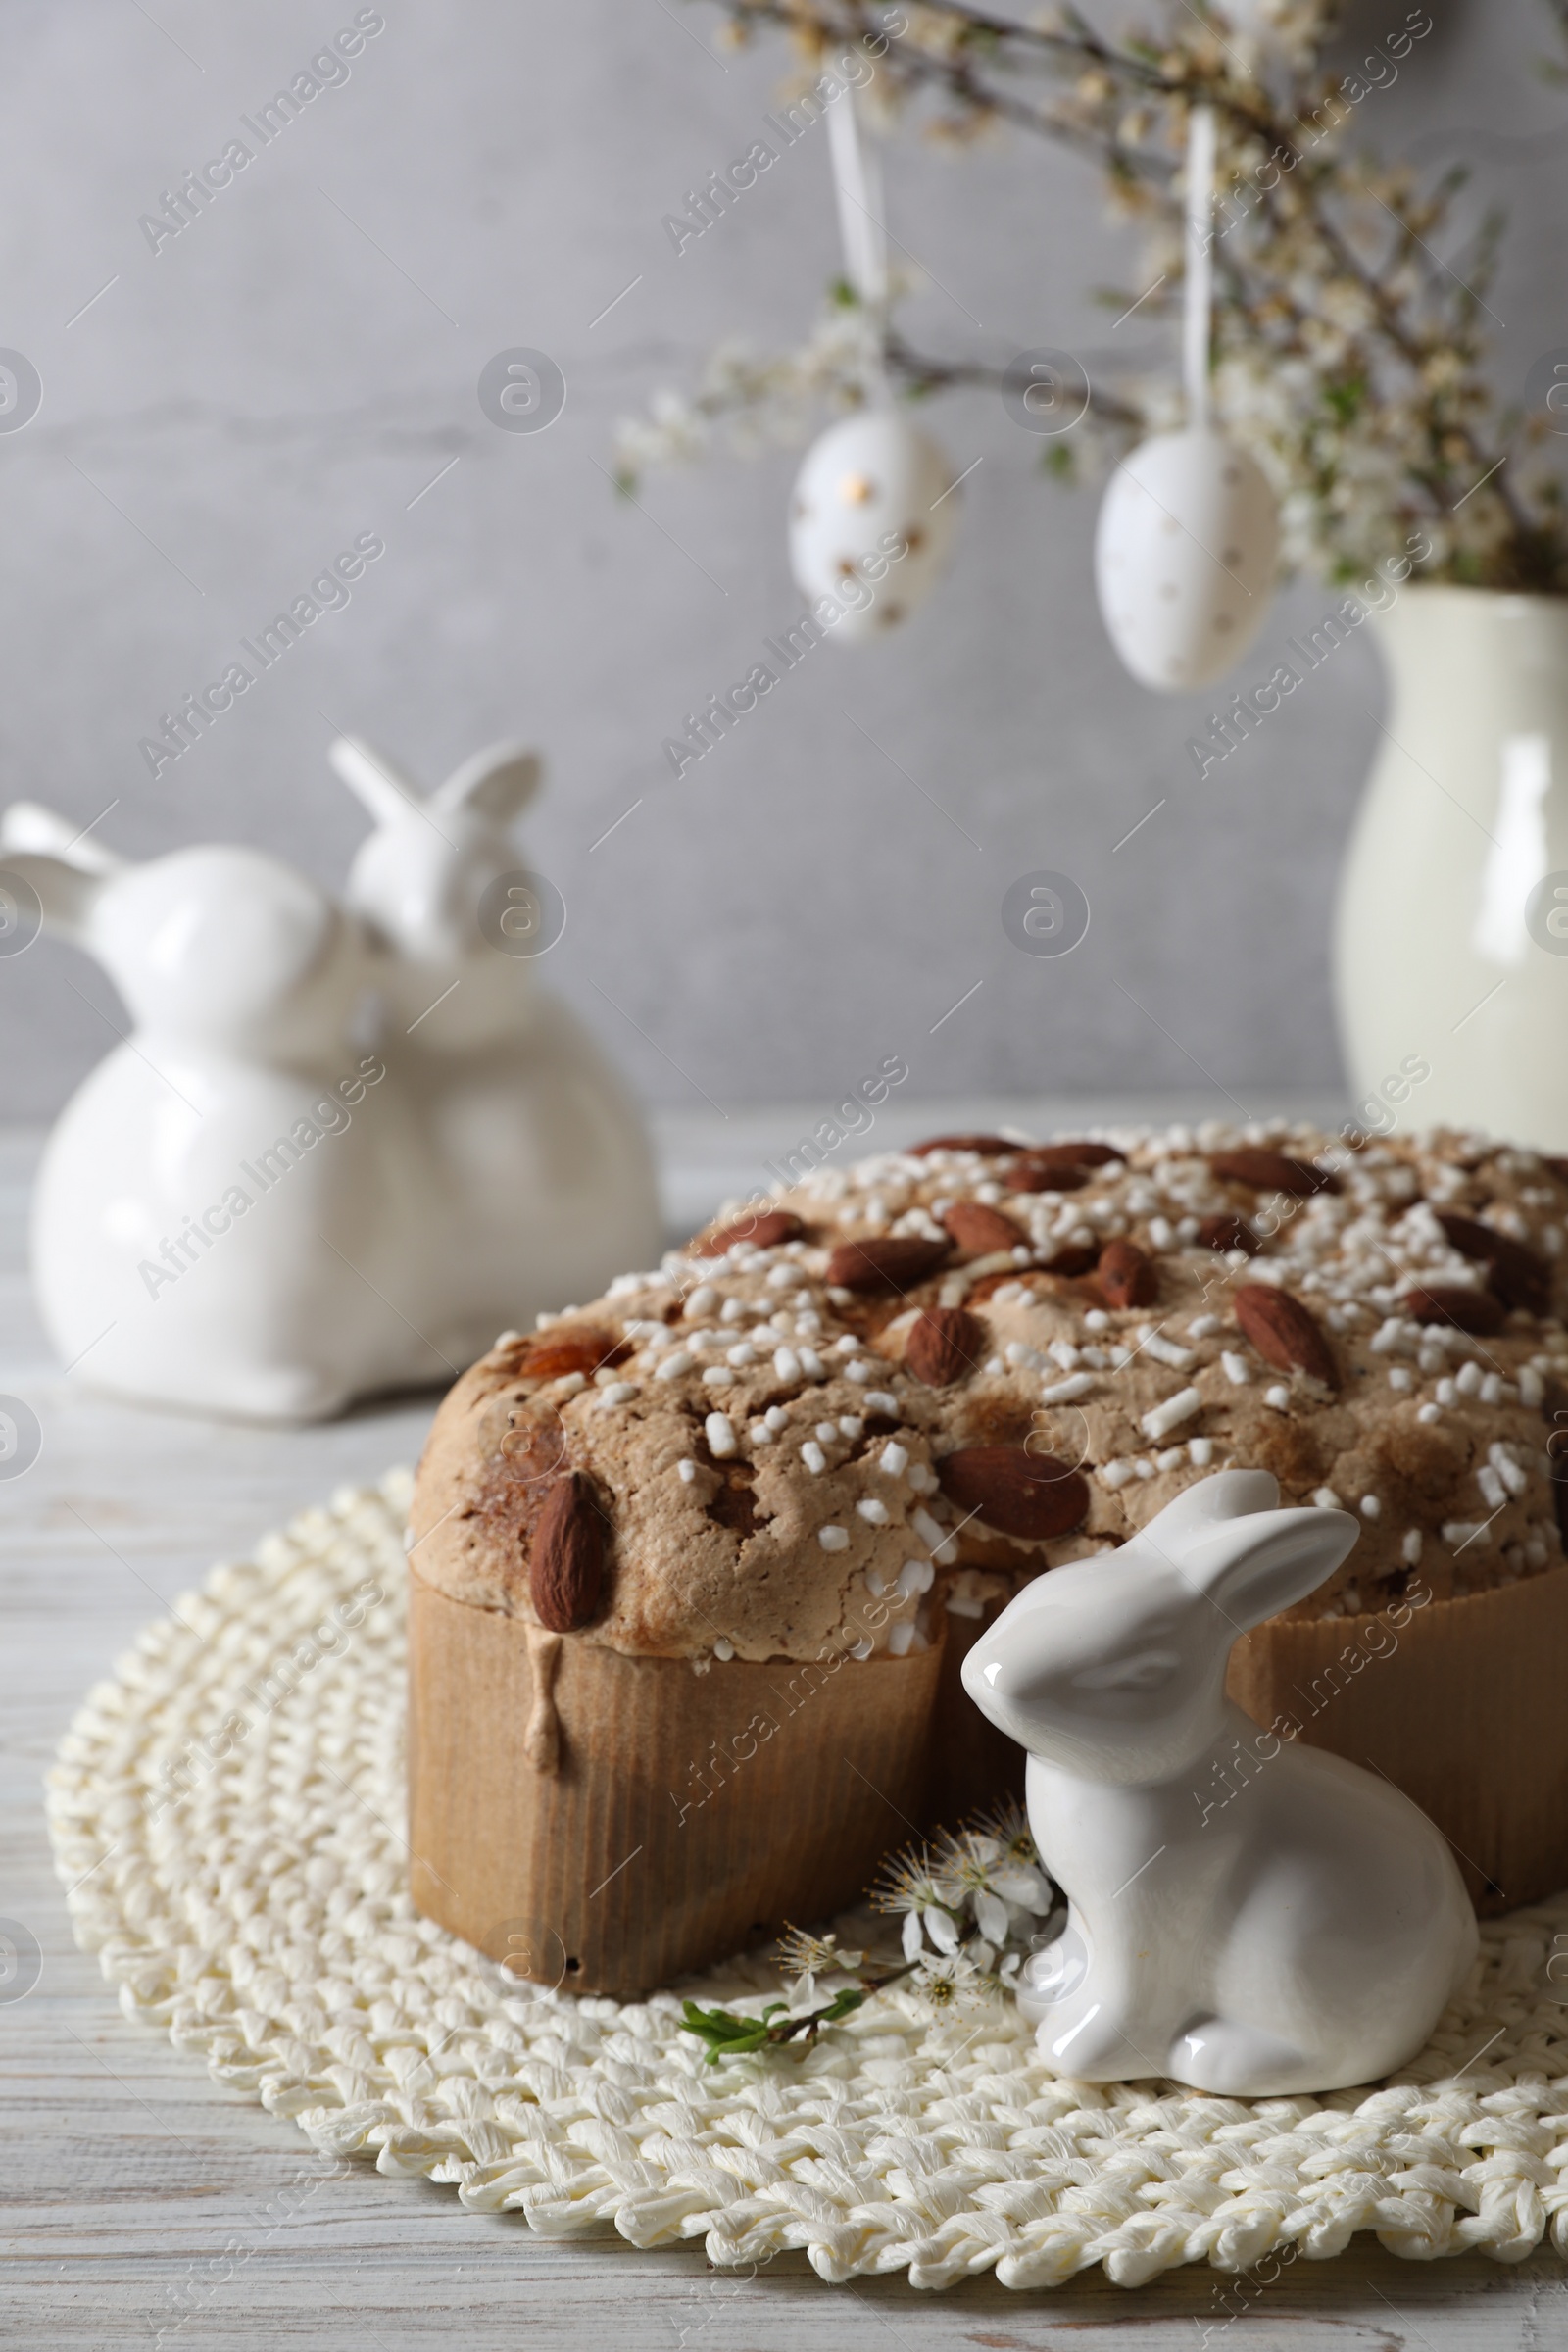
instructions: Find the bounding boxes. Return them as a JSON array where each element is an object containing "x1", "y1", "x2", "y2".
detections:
[
  {"x1": 3, "y1": 806, "x2": 422, "y2": 1420},
  {"x1": 8, "y1": 739, "x2": 661, "y2": 1422},
  {"x1": 961, "y1": 1470, "x2": 1477, "y2": 2095},
  {"x1": 332, "y1": 735, "x2": 661, "y2": 1364}
]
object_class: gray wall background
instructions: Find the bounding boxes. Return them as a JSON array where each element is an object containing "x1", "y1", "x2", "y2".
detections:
[{"x1": 1, "y1": 0, "x2": 1563, "y2": 1122}]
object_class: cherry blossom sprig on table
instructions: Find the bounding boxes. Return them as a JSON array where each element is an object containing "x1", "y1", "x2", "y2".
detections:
[
  {"x1": 869, "y1": 1799, "x2": 1058, "y2": 1998},
  {"x1": 615, "y1": 0, "x2": 1568, "y2": 593},
  {"x1": 678, "y1": 1801, "x2": 1058, "y2": 2065}
]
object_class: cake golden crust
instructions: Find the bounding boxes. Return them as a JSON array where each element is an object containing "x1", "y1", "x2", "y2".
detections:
[
  {"x1": 411, "y1": 1308, "x2": 950, "y2": 1662},
  {"x1": 411, "y1": 1120, "x2": 1568, "y2": 1663}
]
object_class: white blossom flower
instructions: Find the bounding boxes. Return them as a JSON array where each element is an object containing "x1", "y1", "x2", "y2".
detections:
[
  {"x1": 923, "y1": 1904, "x2": 961, "y2": 1955},
  {"x1": 974, "y1": 1888, "x2": 1011, "y2": 1944},
  {"x1": 774, "y1": 1925, "x2": 862, "y2": 2009},
  {"x1": 910, "y1": 1950, "x2": 986, "y2": 2014}
]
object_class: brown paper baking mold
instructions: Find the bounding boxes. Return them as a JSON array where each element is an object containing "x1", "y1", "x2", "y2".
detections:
[
  {"x1": 1227, "y1": 1565, "x2": 1568, "y2": 1915},
  {"x1": 407, "y1": 1565, "x2": 944, "y2": 1996}
]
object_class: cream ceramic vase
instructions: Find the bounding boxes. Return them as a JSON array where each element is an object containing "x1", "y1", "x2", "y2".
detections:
[{"x1": 1335, "y1": 585, "x2": 1568, "y2": 1149}]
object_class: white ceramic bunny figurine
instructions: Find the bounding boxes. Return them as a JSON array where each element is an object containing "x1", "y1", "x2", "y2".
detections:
[
  {"x1": 4, "y1": 810, "x2": 416, "y2": 1420},
  {"x1": 961, "y1": 1470, "x2": 1477, "y2": 2096},
  {"x1": 7, "y1": 739, "x2": 661, "y2": 1422},
  {"x1": 331, "y1": 735, "x2": 661, "y2": 1363}
]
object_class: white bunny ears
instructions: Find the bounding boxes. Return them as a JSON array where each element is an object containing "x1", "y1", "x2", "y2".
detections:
[
  {"x1": 329, "y1": 736, "x2": 542, "y2": 828},
  {"x1": 1131, "y1": 1468, "x2": 1359, "y2": 1632},
  {"x1": 0, "y1": 801, "x2": 125, "y2": 943},
  {"x1": 1, "y1": 801, "x2": 124, "y2": 875},
  {"x1": 0, "y1": 739, "x2": 547, "y2": 949}
]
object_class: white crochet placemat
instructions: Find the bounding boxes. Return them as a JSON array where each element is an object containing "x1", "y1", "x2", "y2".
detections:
[{"x1": 46, "y1": 1469, "x2": 1568, "y2": 2292}]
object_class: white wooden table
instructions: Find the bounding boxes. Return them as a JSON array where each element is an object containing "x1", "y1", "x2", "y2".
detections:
[{"x1": 5, "y1": 1102, "x2": 1565, "y2": 2348}]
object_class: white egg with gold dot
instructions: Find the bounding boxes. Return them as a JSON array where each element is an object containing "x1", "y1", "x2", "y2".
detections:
[
  {"x1": 1094, "y1": 427, "x2": 1279, "y2": 692},
  {"x1": 1213, "y1": 0, "x2": 1283, "y2": 28},
  {"x1": 788, "y1": 411, "x2": 956, "y2": 644}
]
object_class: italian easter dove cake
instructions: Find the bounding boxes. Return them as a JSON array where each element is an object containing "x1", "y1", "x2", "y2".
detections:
[{"x1": 408, "y1": 1118, "x2": 1568, "y2": 1993}]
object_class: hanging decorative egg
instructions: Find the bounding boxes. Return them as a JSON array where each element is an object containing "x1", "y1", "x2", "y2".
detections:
[
  {"x1": 1210, "y1": 0, "x2": 1282, "y2": 31},
  {"x1": 1093, "y1": 426, "x2": 1279, "y2": 692},
  {"x1": 788, "y1": 410, "x2": 957, "y2": 645}
]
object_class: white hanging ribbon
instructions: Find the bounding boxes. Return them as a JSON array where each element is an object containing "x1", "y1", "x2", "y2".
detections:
[
  {"x1": 1183, "y1": 104, "x2": 1215, "y2": 431},
  {"x1": 826, "y1": 83, "x2": 891, "y2": 401}
]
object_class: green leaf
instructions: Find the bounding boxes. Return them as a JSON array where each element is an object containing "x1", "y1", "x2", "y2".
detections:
[
  {"x1": 680, "y1": 1998, "x2": 785, "y2": 2062},
  {"x1": 680, "y1": 1987, "x2": 870, "y2": 2065},
  {"x1": 829, "y1": 274, "x2": 860, "y2": 309},
  {"x1": 1323, "y1": 378, "x2": 1367, "y2": 426}
]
